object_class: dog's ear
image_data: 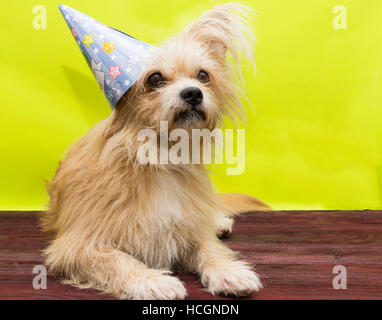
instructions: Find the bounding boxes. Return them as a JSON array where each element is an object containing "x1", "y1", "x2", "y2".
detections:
[{"x1": 183, "y1": 3, "x2": 256, "y2": 67}]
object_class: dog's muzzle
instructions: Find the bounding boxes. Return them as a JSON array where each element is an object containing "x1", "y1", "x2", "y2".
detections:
[
  {"x1": 180, "y1": 87, "x2": 203, "y2": 107},
  {"x1": 176, "y1": 87, "x2": 206, "y2": 123}
]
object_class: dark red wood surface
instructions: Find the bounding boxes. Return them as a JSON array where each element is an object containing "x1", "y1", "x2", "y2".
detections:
[{"x1": 0, "y1": 210, "x2": 382, "y2": 300}]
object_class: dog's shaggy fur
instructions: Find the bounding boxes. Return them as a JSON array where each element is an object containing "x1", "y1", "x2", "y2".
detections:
[{"x1": 41, "y1": 3, "x2": 263, "y2": 299}]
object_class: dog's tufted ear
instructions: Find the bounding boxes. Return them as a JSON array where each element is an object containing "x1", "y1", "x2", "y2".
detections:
[
  {"x1": 182, "y1": 3, "x2": 256, "y2": 67},
  {"x1": 206, "y1": 38, "x2": 227, "y2": 60}
]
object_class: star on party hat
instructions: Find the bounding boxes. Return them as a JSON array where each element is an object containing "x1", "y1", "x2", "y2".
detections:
[{"x1": 59, "y1": 4, "x2": 156, "y2": 108}]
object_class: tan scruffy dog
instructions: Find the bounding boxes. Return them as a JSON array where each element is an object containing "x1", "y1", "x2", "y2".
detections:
[{"x1": 41, "y1": 3, "x2": 265, "y2": 299}]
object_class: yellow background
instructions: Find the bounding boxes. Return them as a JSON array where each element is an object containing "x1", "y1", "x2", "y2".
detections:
[{"x1": 1, "y1": 0, "x2": 382, "y2": 210}]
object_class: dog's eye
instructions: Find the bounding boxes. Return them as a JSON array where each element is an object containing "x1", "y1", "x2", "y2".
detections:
[
  {"x1": 197, "y1": 70, "x2": 209, "y2": 83},
  {"x1": 147, "y1": 72, "x2": 165, "y2": 88}
]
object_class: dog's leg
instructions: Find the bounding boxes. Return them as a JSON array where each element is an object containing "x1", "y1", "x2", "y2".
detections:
[
  {"x1": 216, "y1": 212, "x2": 234, "y2": 239},
  {"x1": 44, "y1": 239, "x2": 187, "y2": 300},
  {"x1": 216, "y1": 193, "x2": 271, "y2": 238},
  {"x1": 193, "y1": 238, "x2": 262, "y2": 296}
]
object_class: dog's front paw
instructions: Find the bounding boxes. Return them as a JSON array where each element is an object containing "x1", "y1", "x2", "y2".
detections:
[
  {"x1": 201, "y1": 261, "x2": 262, "y2": 296},
  {"x1": 216, "y1": 213, "x2": 234, "y2": 239},
  {"x1": 133, "y1": 270, "x2": 187, "y2": 300}
]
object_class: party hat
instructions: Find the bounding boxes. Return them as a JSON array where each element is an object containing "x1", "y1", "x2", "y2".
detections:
[{"x1": 59, "y1": 4, "x2": 156, "y2": 108}]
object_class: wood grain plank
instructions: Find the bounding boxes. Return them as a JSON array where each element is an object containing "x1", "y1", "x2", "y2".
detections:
[{"x1": 0, "y1": 211, "x2": 381, "y2": 300}]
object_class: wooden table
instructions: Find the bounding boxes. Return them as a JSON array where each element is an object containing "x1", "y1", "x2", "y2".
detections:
[{"x1": 1, "y1": 210, "x2": 381, "y2": 300}]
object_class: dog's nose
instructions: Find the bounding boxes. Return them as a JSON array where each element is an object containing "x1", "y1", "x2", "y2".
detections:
[{"x1": 180, "y1": 87, "x2": 203, "y2": 107}]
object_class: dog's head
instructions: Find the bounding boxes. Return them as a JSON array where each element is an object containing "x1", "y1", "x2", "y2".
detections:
[{"x1": 116, "y1": 3, "x2": 255, "y2": 133}]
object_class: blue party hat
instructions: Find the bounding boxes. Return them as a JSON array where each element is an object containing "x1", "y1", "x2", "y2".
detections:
[{"x1": 59, "y1": 4, "x2": 156, "y2": 108}]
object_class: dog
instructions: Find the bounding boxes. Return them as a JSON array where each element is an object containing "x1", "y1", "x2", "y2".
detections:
[{"x1": 41, "y1": 2, "x2": 264, "y2": 299}]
